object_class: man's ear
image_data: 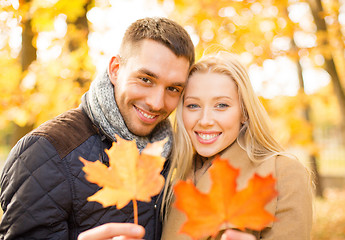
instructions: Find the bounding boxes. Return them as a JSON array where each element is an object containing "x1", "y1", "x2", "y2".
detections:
[{"x1": 108, "y1": 55, "x2": 121, "y2": 85}]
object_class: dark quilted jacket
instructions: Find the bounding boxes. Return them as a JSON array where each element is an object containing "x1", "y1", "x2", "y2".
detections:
[{"x1": 0, "y1": 108, "x2": 166, "y2": 240}]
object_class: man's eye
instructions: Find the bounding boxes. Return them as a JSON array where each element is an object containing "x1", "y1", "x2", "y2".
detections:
[
  {"x1": 167, "y1": 87, "x2": 180, "y2": 92},
  {"x1": 140, "y1": 77, "x2": 151, "y2": 83}
]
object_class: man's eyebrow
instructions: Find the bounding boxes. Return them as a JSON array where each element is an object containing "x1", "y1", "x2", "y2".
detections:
[
  {"x1": 137, "y1": 68, "x2": 159, "y2": 79},
  {"x1": 173, "y1": 82, "x2": 186, "y2": 88}
]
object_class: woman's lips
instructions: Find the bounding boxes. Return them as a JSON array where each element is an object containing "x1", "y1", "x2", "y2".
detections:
[{"x1": 195, "y1": 131, "x2": 221, "y2": 144}]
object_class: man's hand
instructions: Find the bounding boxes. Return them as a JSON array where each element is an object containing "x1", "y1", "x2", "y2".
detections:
[
  {"x1": 78, "y1": 223, "x2": 145, "y2": 240},
  {"x1": 221, "y1": 229, "x2": 256, "y2": 240}
]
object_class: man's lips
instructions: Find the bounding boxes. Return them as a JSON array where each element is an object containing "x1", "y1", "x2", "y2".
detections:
[{"x1": 134, "y1": 106, "x2": 159, "y2": 123}]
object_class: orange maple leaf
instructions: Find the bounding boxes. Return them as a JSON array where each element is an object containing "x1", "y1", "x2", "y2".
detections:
[
  {"x1": 174, "y1": 156, "x2": 277, "y2": 239},
  {"x1": 80, "y1": 135, "x2": 167, "y2": 224}
]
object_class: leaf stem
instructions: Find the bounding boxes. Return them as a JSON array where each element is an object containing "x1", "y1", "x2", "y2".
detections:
[{"x1": 133, "y1": 199, "x2": 138, "y2": 225}]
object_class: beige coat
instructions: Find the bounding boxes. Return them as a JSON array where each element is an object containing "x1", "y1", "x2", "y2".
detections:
[{"x1": 161, "y1": 141, "x2": 313, "y2": 240}]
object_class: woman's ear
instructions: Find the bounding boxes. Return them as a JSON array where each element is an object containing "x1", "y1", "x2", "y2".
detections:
[
  {"x1": 108, "y1": 55, "x2": 121, "y2": 85},
  {"x1": 240, "y1": 113, "x2": 248, "y2": 125}
]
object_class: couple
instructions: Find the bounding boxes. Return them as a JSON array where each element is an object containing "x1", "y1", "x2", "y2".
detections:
[{"x1": 0, "y1": 17, "x2": 312, "y2": 240}]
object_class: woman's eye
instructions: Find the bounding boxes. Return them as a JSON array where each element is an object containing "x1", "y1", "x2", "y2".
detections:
[
  {"x1": 216, "y1": 103, "x2": 229, "y2": 108},
  {"x1": 186, "y1": 104, "x2": 199, "y2": 109}
]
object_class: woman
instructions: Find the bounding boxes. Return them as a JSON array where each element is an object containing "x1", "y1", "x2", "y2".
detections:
[{"x1": 161, "y1": 51, "x2": 313, "y2": 240}]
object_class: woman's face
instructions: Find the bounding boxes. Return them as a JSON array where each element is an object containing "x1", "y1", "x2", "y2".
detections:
[{"x1": 182, "y1": 71, "x2": 243, "y2": 157}]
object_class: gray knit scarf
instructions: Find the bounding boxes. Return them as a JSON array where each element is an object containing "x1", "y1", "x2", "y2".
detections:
[{"x1": 81, "y1": 70, "x2": 173, "y2": 158}]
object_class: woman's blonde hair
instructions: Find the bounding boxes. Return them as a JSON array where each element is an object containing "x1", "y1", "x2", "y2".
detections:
[{"x1": 161, "y1": 51, "x2": 285, "y2": 219}]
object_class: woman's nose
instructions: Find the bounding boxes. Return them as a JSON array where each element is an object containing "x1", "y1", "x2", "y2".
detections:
[{"x1": 198, "y1": 108, "x2": 214, "y2": 126}]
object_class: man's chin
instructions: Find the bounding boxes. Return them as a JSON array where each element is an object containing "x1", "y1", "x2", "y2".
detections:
[{"x1": 130, "y1": 126, "x2": 156, "y2": 137}]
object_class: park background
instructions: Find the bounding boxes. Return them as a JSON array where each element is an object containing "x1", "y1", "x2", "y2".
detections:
[{"x1": 0, "y1": 0, "x2": 344, "y2": 239}]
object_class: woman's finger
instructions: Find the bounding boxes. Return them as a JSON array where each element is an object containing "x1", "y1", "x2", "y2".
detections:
[{"x1": 221, "y1": 229, "x2": 256, "y2": 240}]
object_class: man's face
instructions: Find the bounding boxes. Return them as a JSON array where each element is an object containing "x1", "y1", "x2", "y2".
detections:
[{"x1": 109, "y1": 39, "x2": 190, "y2": 136}]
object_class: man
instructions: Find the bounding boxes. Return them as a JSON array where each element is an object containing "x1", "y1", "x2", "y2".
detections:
[{"x1": 0, "y1": 17, "x2": 194, "y2": 240}]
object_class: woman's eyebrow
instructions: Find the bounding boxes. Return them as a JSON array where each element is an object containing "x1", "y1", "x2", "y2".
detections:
[{"x1": 214, "y1": 96, "x2": 233, "y2": 100}]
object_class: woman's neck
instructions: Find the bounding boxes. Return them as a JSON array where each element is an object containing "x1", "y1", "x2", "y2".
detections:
[{"x1": 192, "y1": 154, "x2": 214, "y2": 185}]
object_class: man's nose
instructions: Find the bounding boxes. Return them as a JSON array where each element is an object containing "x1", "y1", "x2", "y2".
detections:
[{"x1": 146, "y1": 87, "x2": 165, "y2": 111}]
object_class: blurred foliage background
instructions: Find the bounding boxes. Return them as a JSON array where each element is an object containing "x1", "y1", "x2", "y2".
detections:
[{"x1": 0, "y1": 0, "x2": 344, "y2": 238}]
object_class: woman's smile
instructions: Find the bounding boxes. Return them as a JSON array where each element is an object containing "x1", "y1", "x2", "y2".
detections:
[{"x1": 195, "y1": 131, "x2": 221, "y2": 144}]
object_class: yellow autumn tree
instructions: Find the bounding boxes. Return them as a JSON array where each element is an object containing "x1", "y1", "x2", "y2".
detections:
[{"x1": 0, "y1": 0, "x2": 96, "y2": 148}]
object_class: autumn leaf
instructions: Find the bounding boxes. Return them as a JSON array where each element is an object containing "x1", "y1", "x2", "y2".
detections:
[
  {"x1": 80, "y1": 135, "x2": 167, "y2": 224},
  {"x1": 174, "y1": 156, "x2": 277, "y2": 239}
]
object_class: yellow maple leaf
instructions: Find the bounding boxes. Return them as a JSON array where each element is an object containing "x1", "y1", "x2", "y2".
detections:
[{"x1": 80, "y1": 135, "x2": 167, "y2": 224}]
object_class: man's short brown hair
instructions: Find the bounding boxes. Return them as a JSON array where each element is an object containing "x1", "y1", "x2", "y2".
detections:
[{"x1": 119, "y1": 17, "x2": 195, "y2": 66}]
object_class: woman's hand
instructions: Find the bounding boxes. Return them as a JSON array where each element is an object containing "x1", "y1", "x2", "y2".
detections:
[
  {"x1": 77, "y1": 223, "x2": 145, "y2": 240},
  {"x1": 221, "y1": 229, "x2": 256, "y2": 240}
]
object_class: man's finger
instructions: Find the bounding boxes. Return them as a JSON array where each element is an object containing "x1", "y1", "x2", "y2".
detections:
[{"x1": 78, "y1": 223, "x2": 145, "y2": 240}]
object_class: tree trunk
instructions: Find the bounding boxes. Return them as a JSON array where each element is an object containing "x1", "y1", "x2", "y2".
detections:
[
  {"x1": 68, "y1": 2, "x2": 90, "y2": 52},
  {"x1": 293, "y1": 40, "x2": 324, "y2": 197},
  {"x1": 21, "y1": 19, "x2": 36, "y2": 71},
  {"x1": 285, "y1": 2, "x2": 325, "y2": 197},
  {"x1": 68, "y1": 1, "x2": 91, "y2": 88},
  {"x1": 307, "y1": 0, "x2": 345, "y2": 129},
  {"x1": 10, "y1": 6, "x2": 37, "y2": 147}
]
